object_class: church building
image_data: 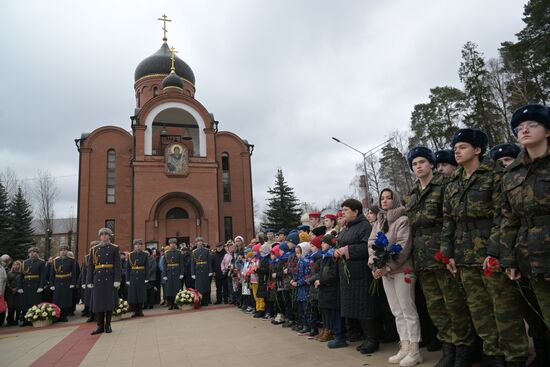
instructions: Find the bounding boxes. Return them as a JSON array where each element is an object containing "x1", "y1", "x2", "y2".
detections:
[{"x1": 75, "y1": 18, "x2": 254, "y2": 259}]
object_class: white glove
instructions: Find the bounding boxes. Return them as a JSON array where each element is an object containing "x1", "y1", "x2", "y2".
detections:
[
  {"x1": 191, "y1": 275, "x2": 196, "y2": 279},
  {"x1": 144, "y1": 280, "x2": 149, "y2": 283},
  {"x1": 87, "y1": 284, "x2": 94, "y2": 288},
  {"x1": 17, "y1": 289, "x2": 23, "y2": 294},
  {"x1": 50, "y1": 286, "x2": 55, "y2": 291},
  {"x1": 163, "y1": 276, "x2": 168, "y2": 281},
  {"x1": 179, "y1": 275, "x2": 184, "y2": 279},
  {"x1": 37, "y1": 288, "x2": 43, "y2": 293},
  {"x1": 208, "y1": 273, "x2": 213, "y2": 277},
  {"x1": 113, "y1": 281, "x2": 120, "y2": 288},
  {"x1": 69, "y1": 285, "x2": 75, "y2": 289},
  {"x1": 81, "y1": 284, "x2": 86, "y2": 288},
  {"x1": 126, "y1": 281, "x2": 130, "y2": 285}
]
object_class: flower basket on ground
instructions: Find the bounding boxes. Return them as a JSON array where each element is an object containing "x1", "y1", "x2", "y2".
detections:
[
  {"x1": 25, "y1": 302, "x2": 60, "y2": 327},
  {"x1": 175, "y1": 288, "x2": 202, "y2": 310},
  {"x1": 112, "y1": 299, "x2": 129, "y2": 321}
]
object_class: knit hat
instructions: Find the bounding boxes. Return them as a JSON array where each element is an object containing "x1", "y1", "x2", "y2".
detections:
[
  {"x1": 451, "y1": 128, "x2": 489, "y2": 156},
  {"x1": 310, "y1": 235, "x2": 322, "y2": 249},
  {"x1": 511, "y1": 104, "x2": 550, "y2": 136},
  {"x1": 321, "y1": 234, "x2": 337, "y2": 246},
  {"x1": 286, "y1": 231, "x2": 300, "y2": 245},
  {"x1": 298, "y1": 242, "x2": 311, "y2": 255},
  {"x1": 259, "y1": 244, "x2": 271, "y2": 256},
  {"x1": 234, "y1": 235, "x2": 244, "y2": 242},
  {"x1": 490, "y1": 143, "x2": 521, "y2": 161},
  {"x1": 407, "y1": 146, "x2": 435, "y2": 169},
  {"x1": 252, "y1": 243, "x2": 261, "y2": 253},
  {"x1": 270, "y1": 245, "x2": 281, "y2": 257},
  {"x1": 299, "y1": 231, "x2": 310, "y2": 243},
  {"x1": 297, "y1": 224, "x2": 310, "y2": 232},
  {"x1": 278, "y1": 241, "x2": 289, "y2": 253},
  {"x1": 434, "y1": 149, "x2": 457, "y2": 166},
  {"x1": 277, "y1": 228, "x2": 289, "y2": 236}
]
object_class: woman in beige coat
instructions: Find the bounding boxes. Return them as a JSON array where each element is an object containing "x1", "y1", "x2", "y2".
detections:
[{"x1": 368, "y1": 188, "x2": 422, "y2": 367}]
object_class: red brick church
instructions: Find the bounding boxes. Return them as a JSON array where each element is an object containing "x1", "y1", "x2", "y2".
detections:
[{"x1": 75, "y1": 21, "x2": 254, "y2": 259}]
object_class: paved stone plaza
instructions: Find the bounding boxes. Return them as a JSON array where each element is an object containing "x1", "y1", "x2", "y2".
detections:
[{"x1": 0, "y1": 304, "x2": 443, "y2": 367}]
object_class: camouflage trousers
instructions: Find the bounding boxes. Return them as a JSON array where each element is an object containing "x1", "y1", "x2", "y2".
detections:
[
  {"x1": 531, "y1": 278, "x2": 550, "y2": 330},
  {"x1": 484, "y1": 270, "x2": 529, "y2": 362},
  {"x1": 516, "y1": 278, "x2": 548, "y2": 339},
  {"x1": 419, "y1": 269, "x2": 475, "y2": 346},
  {"x1": 458, "y1": 267, "x2": 502, "y2": 357}
]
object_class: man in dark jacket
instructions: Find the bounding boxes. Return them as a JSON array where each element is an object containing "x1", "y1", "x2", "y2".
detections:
[
  {"x1": 18, "y1": 247, "x2": 46, "y2": 326},
  {"x1": 126, "y1": 239, "x2": 149, "y2": 317},
  {"x1": 50, "y1": 245, "x2": 77, "y2": 322},
  {"x1": 212, "y1": 243, "x2": 228, "y2": 304},
  {"x1": 86, "y1": 228, "x2": 121, "y2": 335}
]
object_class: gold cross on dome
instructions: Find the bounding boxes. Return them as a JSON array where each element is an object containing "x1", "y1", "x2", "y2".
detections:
[
  {"x1": 170, "y1": 46, "x2": 178, "y2": 72},
  {"x1": 158, "y1": 14, "x2": 172, "y2": 42}
]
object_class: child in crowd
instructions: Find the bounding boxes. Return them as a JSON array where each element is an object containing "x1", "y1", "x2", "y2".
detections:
[
  {"x1": 306, "y1": 239, "x2": 322, "y2": 338},
  {"x1": 291, "y1": 242, "x2": 311, "y2": 333}
]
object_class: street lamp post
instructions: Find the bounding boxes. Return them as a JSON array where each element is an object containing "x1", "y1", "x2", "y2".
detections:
[{"x1": 332, "y1": 137, "x2": 391, "y2": 207}]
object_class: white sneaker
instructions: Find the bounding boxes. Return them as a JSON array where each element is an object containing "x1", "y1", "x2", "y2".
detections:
[
  {"x1": 388, "y1": 341, "x2": 410, "y2": 364},
  {"x1": 399, "y1": 342, "x2": 423, "y2": 367}
]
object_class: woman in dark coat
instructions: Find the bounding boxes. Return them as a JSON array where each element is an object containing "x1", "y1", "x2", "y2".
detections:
[
  {"x1": 255, "y1": 244, "x2": 271, "y2": 318},
  {"x1": 334, "y1": 198, "x2": 381, "y2": 353}
]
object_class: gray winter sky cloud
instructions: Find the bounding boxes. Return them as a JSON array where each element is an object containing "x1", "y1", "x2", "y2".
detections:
[{"x1": 0, "y1": 0, "x2": 525, "y2": 220}]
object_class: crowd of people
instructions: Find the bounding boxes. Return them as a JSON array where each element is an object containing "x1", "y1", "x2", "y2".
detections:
[{"x1": 0, "y1": 103, "x2": 549, "y2": 367}]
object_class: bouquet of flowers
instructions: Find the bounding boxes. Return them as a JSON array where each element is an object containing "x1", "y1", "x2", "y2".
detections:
[
  {"x1": 175, "y1": 288, "x2": 202, "y2": 309},
  {"x1": 434, "y1": 250, "x2": 450, "y2": 265},
  {"x1": 25, "y1": 302, "x2": 60, "y2": 323},
  {"x1": 113, "y1": 299, "x2": 129, "y2": 316},
  {"x1": 369, "y1": 232, "x2": 403, "y2": 295}
]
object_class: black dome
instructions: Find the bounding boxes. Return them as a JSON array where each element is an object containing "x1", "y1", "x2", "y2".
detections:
[
  {"x1": 162, "y1": 71, "x2": 184, "y2": 89},
  {"x1": 134, "y1": 43, "x2": 195, "y2": 84}
]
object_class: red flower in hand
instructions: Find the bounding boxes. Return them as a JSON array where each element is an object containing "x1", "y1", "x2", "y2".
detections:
[
  {"x1": 404, "y1": 277, "x2": 412, "y2": 283},
  {"x1": 434, "y1": 250, "x2": 450, "y2": 265},
  {"x1": 403, "y1": 267, "x2": 411, "y2": 275},
  {"x1": 483, "y1": 267, "x2": 493, "y2": 277},
  {"x1": 487, "y1": 257, "x2": 500, "y2": 268}
]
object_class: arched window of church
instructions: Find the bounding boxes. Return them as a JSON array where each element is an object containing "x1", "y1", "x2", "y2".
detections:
[
  {"x1": 136, "y1": 91, "x2": 140, "y2": 106},
  {"x1": 166, "y1": 207, "x2": 189, "y2": 219},
  {"x1": 106, "y1": 149, "x2": 116, "y2": 203},
  {"x1": 222, "y1": 152, "x2": 231, "y2": 202},
  {"x1": 153, "y1": 86, "x2": 159, "y2": 97}
]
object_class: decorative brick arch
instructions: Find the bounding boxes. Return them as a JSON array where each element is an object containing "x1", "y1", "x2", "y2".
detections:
[
  {"x1": 148, "y1": 192, "x2": 206, "y2": 222},
  {"x1": 143, "y1": 102, "x2": 207, "y2": 156}
]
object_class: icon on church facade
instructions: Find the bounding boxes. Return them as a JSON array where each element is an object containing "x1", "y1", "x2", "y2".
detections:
[{"x1": 165, "y1": 143, "x2": 188, "y2": 175}]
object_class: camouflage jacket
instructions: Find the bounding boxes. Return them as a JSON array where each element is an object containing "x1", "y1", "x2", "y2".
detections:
[
  {"x1": 500, "y1": 148, "x2": 550, "y2": 277},
  {"x1": 440, "y1": 160, "x2": 501, "y2": 266},
  {"x1": 406, "y1": 172, "x2": 447, "y2": 270}
]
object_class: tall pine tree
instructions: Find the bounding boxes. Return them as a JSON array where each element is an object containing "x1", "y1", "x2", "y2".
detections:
[
  {"x1": 9, "y1": 186, "x2": 34, "y2": 259},
  {"x1": 0, "y1": 180, "x2": 10, "y2": 256},
  {"x1": 262, "y1": 169, "x2": 302, "y2": 230}
]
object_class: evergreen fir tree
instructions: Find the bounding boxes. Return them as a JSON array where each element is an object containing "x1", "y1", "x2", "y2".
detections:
[
  {"x1": 9, "y1": 186, "x2": 35, "y2": 259},
  {"x1": 0, "y1": 180, "x2": 10, "y2": 256},
  {"x1": 262, "y1": 169, "x2": 302, "y2": 230}
]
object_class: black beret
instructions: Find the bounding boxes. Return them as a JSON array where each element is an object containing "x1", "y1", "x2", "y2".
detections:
[
  {"x1": 434, "y1": 149, "x2": 457, "y2": 166},
  {"x1": 510, "y1": 104, "x2": 550, "y2": 136},
  {"x1": 451, "y1": 128, "x2": 489, "y2": 155},
  {"x1": 407, "y1": 146, "x2": 435, "y2": 169},
  {"x1": 489, "y1": 143, "x2": 521, "y2": 161}
]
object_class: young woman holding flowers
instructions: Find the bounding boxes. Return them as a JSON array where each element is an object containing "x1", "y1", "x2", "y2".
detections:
[{"x1": 368, "y1": 188, "x2": 422, "y2": 366}]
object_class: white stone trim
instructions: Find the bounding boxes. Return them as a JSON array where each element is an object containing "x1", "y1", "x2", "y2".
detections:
[{"x1": 143, "y1": 102, "x2": 206, "y2": 156}]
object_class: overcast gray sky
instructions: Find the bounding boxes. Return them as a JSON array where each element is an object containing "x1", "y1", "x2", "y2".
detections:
[{"x1": 0, "y1": 0, "x2": 525, "y2": 220}]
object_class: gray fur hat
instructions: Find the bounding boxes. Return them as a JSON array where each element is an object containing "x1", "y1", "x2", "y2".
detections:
[{"x1": 98, "y1": 227, "x2": 113, "y2": 237}]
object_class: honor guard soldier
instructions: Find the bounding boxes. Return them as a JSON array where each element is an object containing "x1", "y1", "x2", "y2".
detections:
[
  {"x1": 161, "y1": 238, "x2": 184, "y2": 310},
  {"x1": 17, "y1": 247, "x2": 46, "y2": 326},
  {"x1": 50, "y1": 244, "x2": 77, "y2": 322},
  {"x1": 80, "y1": 241, "x2": 98, "y2": 322},
  {"x1": 126, "y1": 239, "x2": 149, "y2": 317},
  {"x1": 86, "y1": 228, "x2": 121, "y2": 335},
  {"x1": 191, "y1": 236, "x2": 213, "y2": 306}
]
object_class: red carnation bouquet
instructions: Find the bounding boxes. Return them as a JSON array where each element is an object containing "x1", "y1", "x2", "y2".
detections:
[
  {"x1": 483, "y1": 257, "x2": 500, "y2": 277},
  {"x1": 434, "y1": 250, "x2": 450, "y2": 265}
]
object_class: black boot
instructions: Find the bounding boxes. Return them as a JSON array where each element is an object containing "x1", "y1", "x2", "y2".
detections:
[
  {"x1": 86, "y1": 313, "x2": 95, "y2": 323},
  {"x1": 453, "y1": 345, "x2": 472, "y2": 367},
  {"x1": 528, "y1": 338, "x2": 550, "y2": 367},
  {"x1": 91, "y1": 312, "x2": 105, "y2": 335},
  {"x1": 481, "y1": 355, "x2": 506, "y2": 367},
  {"x1": 104, "y1": 311, "x2": 112, "y2": 333},
  {"x1": 357, "y1": 319, "x2": 379, "y2": 354},
  {"x1": 434, "y1": 342, "x2": 455, "y2": 367}
]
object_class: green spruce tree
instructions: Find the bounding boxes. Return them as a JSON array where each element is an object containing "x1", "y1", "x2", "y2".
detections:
[
  {"x1": 0, "y1": 180, "x2": 10, "y2": 255},
  {"x1": 262, "y1": 169, "x2": 302, "y2": 230},
  {"x1": 9, "y1": 186, "x2": 35, "y2": 259}
]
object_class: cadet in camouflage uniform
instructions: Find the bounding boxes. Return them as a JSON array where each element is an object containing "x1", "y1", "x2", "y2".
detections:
[
  {"x1": 441, "y1": 128, "x2": 527, "y2": 367},
  {"x1": 406, "y1": 147, "x2": 475, "y2": 367},
  {"x1": 500, "y1": 104, "x2": 550, "y2": 366}
]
